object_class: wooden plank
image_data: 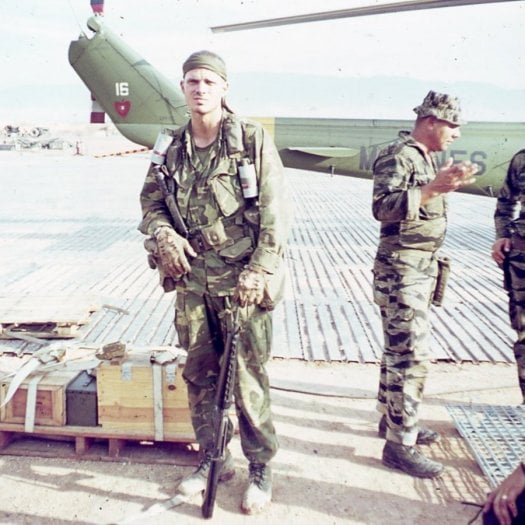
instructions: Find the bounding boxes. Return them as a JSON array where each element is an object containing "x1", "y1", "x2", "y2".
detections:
[
  {"x1": 0, "y1": 296, "x2": 99, "y2": 324},
  {"x1": 1, "y1": 323, "x2": 83, "y2": 339},
  {"x1": 108, "y1": 438, "x2": 127, "y2": 458},
  {"x1": 0, "y1": 422, "x2": 195, "y2": 442},
  {"x1": 75, "y1": 435, "x2": 94, "y2": 455},
  {"x1": 0, "y1": 295, "x2": 100, "y2": 340}
]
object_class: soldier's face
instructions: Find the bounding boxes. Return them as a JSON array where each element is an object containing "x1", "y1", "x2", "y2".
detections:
[
  {"x1": 429, "y1": 118, "x2": 461, "y2": 152},
  {"x1": 180, "y1": 69, "x2": 228, "y2": 116}
]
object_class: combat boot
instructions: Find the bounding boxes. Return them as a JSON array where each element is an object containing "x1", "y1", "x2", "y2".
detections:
[
  {"x1": 177, "y1": 449, "x2": 235, "y2": 496},
  {"x1": 378, "y1": 415, "x2": 441, "y2": 445},
  {"x1": 382, "y1": 441, "x2": 444, "y2": 478},
  {"x1": 241, "y1": 463, "x2": 272, "y2": 515}
]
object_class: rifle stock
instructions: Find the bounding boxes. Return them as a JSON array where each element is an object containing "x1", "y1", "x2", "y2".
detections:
[{"x1": 202, "y1": 308, "x2": 241, "y2": 519}]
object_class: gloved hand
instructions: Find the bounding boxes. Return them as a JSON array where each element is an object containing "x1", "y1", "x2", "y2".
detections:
[
  {"x1": 155, "y1": 226, "x2": 196, "y2": 279},
  {"x1": 234, "y1": 268, "x2": 266, "y2": 306}
]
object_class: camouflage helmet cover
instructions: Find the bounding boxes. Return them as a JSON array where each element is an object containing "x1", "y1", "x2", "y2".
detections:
[{"x1": 413, "y1": 90, "x2": 465, "y2": 126}]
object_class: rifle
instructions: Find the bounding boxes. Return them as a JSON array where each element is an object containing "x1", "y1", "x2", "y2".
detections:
[
  {"x1": 153, "y1": 164, "x2": 189, "y2": 239},
  {"x1": 202, "y1": 307, "x2": 241, "y2": 519}
]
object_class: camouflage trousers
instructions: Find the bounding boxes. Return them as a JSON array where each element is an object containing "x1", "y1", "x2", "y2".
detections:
[
  {"x1": 503, "y1": 248, "x2": 525, "y2": 403},
  {"x1": 373, "y1": 250, "x2": 438, "y2": 446},
  {"x1": 175, "y1": 287, "x2": 278, "y2": 464}
]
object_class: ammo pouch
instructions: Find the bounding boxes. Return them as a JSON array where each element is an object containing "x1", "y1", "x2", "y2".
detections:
[
  {"x1": 432, "y1": 256, "x2": 450, "y2": 307},
  {"x1": 190, "y1": 217, "x2": 254, "y2": 262},
  {"x1": 143, "y1": 236, "x2": 177, "y2": 293}
]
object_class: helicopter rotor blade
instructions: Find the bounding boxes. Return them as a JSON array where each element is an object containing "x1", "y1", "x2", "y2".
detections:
[{"x1": 211, "y1": 0, "x2": 519, "y2": 33}]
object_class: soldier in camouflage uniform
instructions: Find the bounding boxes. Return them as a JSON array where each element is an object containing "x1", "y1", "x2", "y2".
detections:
[
  {"x1": 492, "y1": 149, "x2": 525, "y2": 404},
  {"x1": 139, "y1": 50, "x2": 291, "y2": 514},
  {"x1": 372, "y1": 90, "x2": 479, "y2": 478}
]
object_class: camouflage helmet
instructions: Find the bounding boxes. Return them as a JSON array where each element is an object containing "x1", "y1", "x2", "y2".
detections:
[{"x1": 413, "y1": 90, "x2": 465, "y2": 126}]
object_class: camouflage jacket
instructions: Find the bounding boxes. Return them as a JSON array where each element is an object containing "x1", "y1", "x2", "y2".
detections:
[
  {"x1": 139, "y1": 111, "x2": 291, "y2": 298},
  {"x1": 494, "y1": 149, "x2": 525, "y2": 239},
  {"x1": 372, "y1": 131, "x2": 447, "y2": 253}
]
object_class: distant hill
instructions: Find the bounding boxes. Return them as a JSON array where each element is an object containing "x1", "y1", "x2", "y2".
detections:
[{"x1": 1, "y1": 73, "x2": 523, "y2": 126}]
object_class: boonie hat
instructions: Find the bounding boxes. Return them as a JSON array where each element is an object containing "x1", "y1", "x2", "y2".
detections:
[{"x1": 413, "y1": 90, "x2": 465, "y2": 126}]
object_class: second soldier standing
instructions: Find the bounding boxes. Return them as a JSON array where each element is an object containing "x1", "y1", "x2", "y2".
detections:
[
  {"x1": 372, "y1": 91, "x2": 479, "y2": 478},
  {"x1": 139, "y1": 50, "x2": 292, "y2": 514}
]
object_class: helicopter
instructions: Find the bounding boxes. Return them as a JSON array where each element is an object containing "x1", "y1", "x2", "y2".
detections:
[{"x1": 68, "y1": 0, "x2": 524, "y2": 197}]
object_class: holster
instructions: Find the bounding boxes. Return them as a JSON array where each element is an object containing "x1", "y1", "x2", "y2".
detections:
[
  {"x1": 432, "y1": 256, "x2": 451, "y2": 307},
  {"x1": 502, "y1": 253, "x2": 511, "y2": 292}
]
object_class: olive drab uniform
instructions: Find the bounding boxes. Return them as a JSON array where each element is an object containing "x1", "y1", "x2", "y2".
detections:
[
  {"x1": 139, "y1": 110, "x2": 291, "y2": 464},
  {"x1": 494, "y1": 149, "x2": 525, "y2": 402},
  {"x1": 372, "y1": 131, "x2": 444, "y2": 446}
]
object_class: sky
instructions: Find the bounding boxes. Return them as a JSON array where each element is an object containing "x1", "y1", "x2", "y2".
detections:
[{"x1": 1, "y1": 0, "x2": 524, "y2": 124}]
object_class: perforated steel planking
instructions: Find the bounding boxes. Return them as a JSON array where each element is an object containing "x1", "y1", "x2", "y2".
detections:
[{"x1": 447, "y1": 404, "x2": 525, "y2": 488}]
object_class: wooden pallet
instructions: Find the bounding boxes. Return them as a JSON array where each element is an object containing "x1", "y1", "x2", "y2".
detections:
[
  {"x1": 0, "y1": 295, "x2": 99, "y2": 339},
  {"x1": 0, "y1": 423, "x2": 197, "y2": 464}
]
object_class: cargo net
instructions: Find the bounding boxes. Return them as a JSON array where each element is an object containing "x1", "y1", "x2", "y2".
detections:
[{"x1": 447, "y1": 404, "x2": 525, "y2": 488}]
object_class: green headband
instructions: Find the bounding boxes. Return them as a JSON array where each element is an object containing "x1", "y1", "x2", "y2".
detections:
[{"x1": 182, "y1": 50, "x2": 227, "y2": 81}]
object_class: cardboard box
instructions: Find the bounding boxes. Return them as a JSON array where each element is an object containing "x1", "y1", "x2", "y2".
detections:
[
  {"x1": 96, "y1": 351, "x2": 194, "y2": 441},
  {"x1": 1, "y1": 370, "x2": 79, "y2": 428}
]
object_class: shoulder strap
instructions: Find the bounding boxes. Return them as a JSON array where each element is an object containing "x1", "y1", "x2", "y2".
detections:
[{"x1": 164, "y1": 126, "x2": 186, "y2": 175}]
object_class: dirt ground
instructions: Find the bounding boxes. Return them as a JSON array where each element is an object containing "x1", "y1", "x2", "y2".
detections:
[{"x1": 0, "y1": 359, "x2": 520, "y2": 525}]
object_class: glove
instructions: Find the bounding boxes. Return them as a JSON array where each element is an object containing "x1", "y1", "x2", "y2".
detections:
[
  {"x1": 234, "y1": 268, "x2": 266, "y2": 307},
  {"x1": 155, "y1": 226, "x2": 196, "y2": 279}
]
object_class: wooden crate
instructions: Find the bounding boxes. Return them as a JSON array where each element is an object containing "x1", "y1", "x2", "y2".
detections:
[
  {"x1": 97, "y1": 352, "x2": 194, "y2": 442},
  {"x1": 0, "y1": 371, "x2": 79, "y2": 429}
]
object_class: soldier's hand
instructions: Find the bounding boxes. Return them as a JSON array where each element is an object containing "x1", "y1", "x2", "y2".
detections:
[
  {"x1": 454, "y1": 159, "x2": 479, "y2": 184},
  {"x1": 483, "y1": 463, "x2": 525, "y2": 525},
  {"x1": 492, "y1": 237, "x2": 511, "y2": 266},
  {"x1": 155, "y1": 226, "x2": 196, "y2": 278},
  {"x1": 234, "y1": 269, "x2": 265, "y2": 307},
  {"x1": 436, "y1": 158, "x2": 479, "y2": 189},
  {"x1": 422, "y1": 158, "x2": 479, "y2": 203}
]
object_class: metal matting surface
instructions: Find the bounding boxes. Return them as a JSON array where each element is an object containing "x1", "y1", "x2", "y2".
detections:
[
  {"x1": 447, "y1": 404, "x2": 525, "y2": 488},
  {"x1": 0, "y1": 152, "x2": 516, "y2": 362}
]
